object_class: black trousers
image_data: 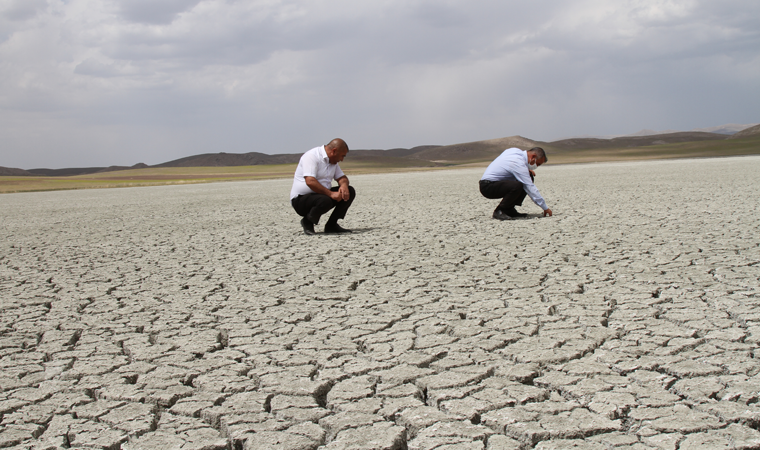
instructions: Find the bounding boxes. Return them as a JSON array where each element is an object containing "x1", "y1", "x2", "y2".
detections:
[
  {"x1": 291, "y1": 186, "x2": 356, "y2": 225},
  {"x1": 479, "y1": 179, "x2": 528, "y2": 213}
]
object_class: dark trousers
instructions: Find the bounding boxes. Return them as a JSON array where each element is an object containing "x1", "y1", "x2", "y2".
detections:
[
  {"x1": 291, "y1": 186, "x2": 356, "y2": 225},
  {"x1": 479, "y1": 179, "x2": 528, "y2": 213}
]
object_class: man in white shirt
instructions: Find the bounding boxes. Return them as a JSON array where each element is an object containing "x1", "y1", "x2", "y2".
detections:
[
  {"x1": 290, "y1": 138, "x2": 356, "y2": 235},
  {"x1": 479, "y1": 147, "x2": 553, "y2": 220}
]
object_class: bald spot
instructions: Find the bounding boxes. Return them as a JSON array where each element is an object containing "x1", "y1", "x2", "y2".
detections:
[{"x1": 327, "y1": 138, "x2": 349, "y2": 152}]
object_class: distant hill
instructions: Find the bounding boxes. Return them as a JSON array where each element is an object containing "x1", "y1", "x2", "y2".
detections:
[
  {"x1": 0, "y1": 166, "x2": 32, "y2": 176},
  {"x1": 350, "y1": 145, "x2": 443, "y2": 159},
  {"x1": 693, "y1": 123, "x2": 759, "y2": 135},
  {"x1": 730, "y1": 124, "x2": 760, "y2": 138},
  {"x1": 407, "y1": 136, "x2": 539, "y2": 163},
  {"x1": 153, "y1": 152, "x2": 300, "y2": 167},
  {"x1": 624, "y1": 124, "x2": 757, "y2": 136},
  {"x1": 560, "y1": 123, "x2": 758, "y2": 140},
  {"x1": 142, "y1": 140, "x2": 539, "y2": 168},
  {"x1": 7, "y1": 124, "x2": 759, "y2": 176},
  {"x1": 27, "y1": 163, "x2": 149, "y2": 177},
  {"x1": 151, "y1": 146, "x2": 450, "y2": 168},
  {"x1": 541, "y1": 132, "x2": 728, "y2": 152},
  {"x1": 625, "y1": 129, "x2": 680, "y2": 136}
]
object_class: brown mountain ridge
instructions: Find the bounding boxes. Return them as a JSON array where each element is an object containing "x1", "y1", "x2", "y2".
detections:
[{"x1": 3, "y1": 127, "x2": 760, "y2": 177}]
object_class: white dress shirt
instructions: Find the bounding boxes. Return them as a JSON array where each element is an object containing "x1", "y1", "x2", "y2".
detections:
[
  {"x1": 290, "y1": 146, "x2": 346, "y2": 200},
  {"x1": 481, "y1": 148, "x2": 549, "y2": 210}
]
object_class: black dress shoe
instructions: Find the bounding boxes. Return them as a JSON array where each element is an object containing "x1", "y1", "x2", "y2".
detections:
[
  {"x1": 324, "y1": 223, "x2": 352, "y2": 233},
  {"x1": 504, "y1": 207, "x2": 527, "y2": 218},
  {"x1": 301, "y1": 217, "x2": 316, "y2": 235},
  {"x1": 492, "y1": 210, "x2": 513, "y2": 221}
]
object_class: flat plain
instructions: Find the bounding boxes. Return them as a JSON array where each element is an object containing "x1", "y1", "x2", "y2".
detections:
[
  {"x1": 1, "y1": 156, "x2": 759, "y2": 449},
  {"x1": 3, "y1": 132, "x2": 759, "y2": 194}
]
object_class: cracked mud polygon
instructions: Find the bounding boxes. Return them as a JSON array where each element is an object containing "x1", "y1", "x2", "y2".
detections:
[{"x1": 1, "y1": 156, "x2": 759, "y2": 449}]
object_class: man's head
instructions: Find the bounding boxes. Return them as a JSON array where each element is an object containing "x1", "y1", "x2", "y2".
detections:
[
  {"x1": 325, "y1": 138, "x2": 349, "y2": 164},
  {"x1": 527, "y1": 147, "x2": 547, "y2": 167}
]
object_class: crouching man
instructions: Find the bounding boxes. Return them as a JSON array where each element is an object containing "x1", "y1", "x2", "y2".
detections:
[
  {"x1": 479, "y1": 147, "x2": 553, "y2": 220},
  {"x1": 290, "y1": 138, "x2": 356, "y2": 235}
]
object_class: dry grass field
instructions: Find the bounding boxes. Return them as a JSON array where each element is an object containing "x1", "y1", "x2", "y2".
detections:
[
  {"x1": 0, "y1": 162, "x2": 454, "y2": 194},
  {"x1": 2, "y1": 134, "x2": 758, "y2": 194},
  {"x1": 544, "y1": 134, "x2": 760, "y2": 164},
  {"x1": 0, "y1": 165, "x2": 296, "y2": 194}
]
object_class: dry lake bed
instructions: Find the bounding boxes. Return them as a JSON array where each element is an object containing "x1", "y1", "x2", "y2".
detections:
[{"x1": 1, "y1": 156, "x2": 759, "y2": 450}]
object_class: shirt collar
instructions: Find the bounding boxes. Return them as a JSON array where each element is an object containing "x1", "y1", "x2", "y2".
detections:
[{"x1": 318, "y1": 145, "x2": 329, "y2": 162}]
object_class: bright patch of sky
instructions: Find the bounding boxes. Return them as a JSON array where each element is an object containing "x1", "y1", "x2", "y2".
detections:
[{"x1": 1, "y1": 0, "x2": 759, "y2": 168}]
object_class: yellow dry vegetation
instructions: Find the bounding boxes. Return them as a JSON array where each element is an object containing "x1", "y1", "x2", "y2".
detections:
[{"x1": 3, "y1": 135, "x2": 758, "y2": 194}]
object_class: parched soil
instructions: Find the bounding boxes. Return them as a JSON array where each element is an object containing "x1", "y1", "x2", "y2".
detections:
[{"x1": 1, "y1": 156, "x2": 759, "y2": 449}]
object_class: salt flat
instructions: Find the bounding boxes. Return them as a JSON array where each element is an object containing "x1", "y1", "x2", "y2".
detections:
[{"x1": 1, "y1": 156, "x2": 759, "y2": 449}]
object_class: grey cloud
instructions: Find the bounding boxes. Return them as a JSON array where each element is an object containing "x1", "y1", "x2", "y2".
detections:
[
  {"x1": 0, "y1": 0, "x2": 47, "y2": 42},
  {"x1": 1, "y1": 0, "x2": 47, "y2": 21},
  {"x1": 99, "y1": 7, "x2": 350, "y2": 68},
  {"x1": 0, "y1": 0, "x2": 758, "y2": 169},
  {"x1": 116, "y1": 0, "x2": 203, "y2": 24},
  {"x1": 74, "y1": 58, "x2": 131, "y2": 77},
  {"x1": 410, "y1": 2, "x2": 469, "y2": 28}
]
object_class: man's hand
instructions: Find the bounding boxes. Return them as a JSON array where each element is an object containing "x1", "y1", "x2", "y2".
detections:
[
  {"x1": 334, "y1": 176, "x2": 350, "y2": 202},
  {"x1": 543, "y1": 208, "x2": 553, "y2": 217},
  {"x1": 306, "y1": 176, "x2": 344, "y2": 201},
  {"x1": 305, "y1": 175, "x2": 350, "y2": 202},
  {"x1": 338, "y1": 184, "x2": 350, "y2": 201},
  {"x1": 529, "y1": 170, "x2": 536, "y2": 178}
]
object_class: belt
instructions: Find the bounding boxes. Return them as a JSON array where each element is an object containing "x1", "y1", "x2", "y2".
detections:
[{"x1": 480, "y1": 179, "x2": 494, "y2": 184}]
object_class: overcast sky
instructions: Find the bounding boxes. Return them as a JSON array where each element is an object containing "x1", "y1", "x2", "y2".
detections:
[{"x1": 1, "y1": 0, "x2": 758, "y2": 169}]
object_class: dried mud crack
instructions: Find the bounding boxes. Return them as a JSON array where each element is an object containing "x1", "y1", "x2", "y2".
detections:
[{"x1": 1, "y1": 156, "x2": 759, "y2": 449}]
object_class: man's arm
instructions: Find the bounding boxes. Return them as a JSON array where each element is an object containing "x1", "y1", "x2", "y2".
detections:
[
  {"x1": 336, "y1": 176, "x2": 350, "y2": 201},
  {"x1": 514, "y1": 166, "x2": 552, "y2": 215},
  {"x1": 305, "y1": 176, "x2": 343, "y2": 201},
  {"x1": 514, "y1": 171, "x2": 549, "y2": 211}
]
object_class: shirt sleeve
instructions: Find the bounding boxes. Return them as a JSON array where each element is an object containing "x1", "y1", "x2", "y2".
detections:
[
  {"x1": 301, "y1": 151, "x2": 318, "y2": 178},
  {"x1": 514, "y1": 165, "x2": 549, "y2": 210},
  {"x1": 333, "y1": 164, "x2": 345, "y2": 181}
]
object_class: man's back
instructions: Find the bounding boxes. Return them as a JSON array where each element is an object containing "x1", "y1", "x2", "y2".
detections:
[{"x1": 481, "y1": 148, "x2": 528, "y2": 182}]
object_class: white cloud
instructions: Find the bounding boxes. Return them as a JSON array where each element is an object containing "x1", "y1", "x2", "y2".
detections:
[{"x1": 1, "y1": 0, "x2": 758, "y2": 168}]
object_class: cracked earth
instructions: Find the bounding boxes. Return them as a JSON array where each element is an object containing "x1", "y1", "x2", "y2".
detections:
[{"x1": 1, "y1": 156, "x2": 759, "y2": 450}]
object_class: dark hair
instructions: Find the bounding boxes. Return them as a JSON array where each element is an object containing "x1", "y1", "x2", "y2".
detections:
[{"x1": 529, "y1": 147, "x2": 547, "y2": 163}]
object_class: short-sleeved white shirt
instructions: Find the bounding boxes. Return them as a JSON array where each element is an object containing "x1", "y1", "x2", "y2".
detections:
[{"x1": 290, "y1": 145, "x2": 346, "y2": 200}]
